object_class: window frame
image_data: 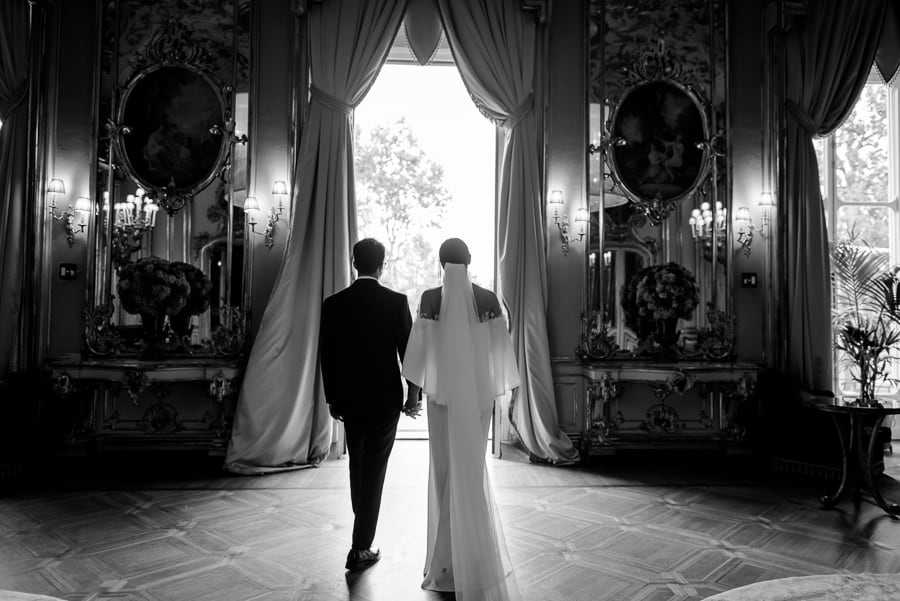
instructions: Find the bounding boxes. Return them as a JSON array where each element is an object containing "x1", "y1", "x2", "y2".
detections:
[{"x1": 820, "y1": 68, "x2": 900, "y2": 403}]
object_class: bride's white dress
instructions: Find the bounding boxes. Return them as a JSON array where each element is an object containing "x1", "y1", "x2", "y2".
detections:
[{"x1": 402, "y1": 264, "x2": 521, "y2": 601}]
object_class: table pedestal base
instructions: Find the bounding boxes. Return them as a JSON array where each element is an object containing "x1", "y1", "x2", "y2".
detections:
[{"x1": 819, "y1": 407, "x2": 899, "y2": 517}]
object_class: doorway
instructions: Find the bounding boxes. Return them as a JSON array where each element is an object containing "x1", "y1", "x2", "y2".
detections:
[{"x1": 354, "y1": 62, "x2": 497, "y2": 439}]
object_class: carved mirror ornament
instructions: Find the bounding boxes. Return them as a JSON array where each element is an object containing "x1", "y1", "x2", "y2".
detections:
[
  {"x1": 603, "y1": 40, "x2": 711, "y2": 225},
  {"x1": 110, "y1": 20, "x2": 233, "y2": 215}
]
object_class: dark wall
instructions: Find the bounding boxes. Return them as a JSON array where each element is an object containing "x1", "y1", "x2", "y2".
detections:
[{"x1": 38, "y1": 0, "x2": 768, "y2": 440}]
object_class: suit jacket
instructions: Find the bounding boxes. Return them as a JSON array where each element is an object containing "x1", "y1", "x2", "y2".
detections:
[
  {"x1": 417, "y1": 283, "x2": 502, "y2": 321},
  {"x1": 319, "y1": 278, "x2": 412, "y2": 420}
]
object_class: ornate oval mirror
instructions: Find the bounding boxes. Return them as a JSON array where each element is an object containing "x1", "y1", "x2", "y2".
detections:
[
  {"x1": 608, "y1": 79, "x2": 709, "y2": 223},
  {"x1": 118, "y1": 65, "x2": 227, "y2": 197}
]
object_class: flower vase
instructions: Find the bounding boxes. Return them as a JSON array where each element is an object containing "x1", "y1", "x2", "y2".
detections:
[
  {"x1": 139, "y1": 312, "x2": 165, "y2": 359},
  {"x1": 169, "y1": 311, "x2": 192, "y2": 339},
  {"x1": 654, "y1": 317, "x2": 680, "y2": 356}
]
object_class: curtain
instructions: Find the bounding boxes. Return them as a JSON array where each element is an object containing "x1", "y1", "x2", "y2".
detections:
[
  {"x1": 782, "y1": 0, "x2": 886, "y2": 393},
  {"x1": 224, "y1": 0, "x2": 407, "y2": 474},
  {"x1": 875, "y1": 0, "x2": 900, "y2": 83},
  {"x1": 0, "y1": 0, "x2": 30, "y2": 382},
  {"x1": 438, "y1": 0, "x2": 579, "y2": 464}
]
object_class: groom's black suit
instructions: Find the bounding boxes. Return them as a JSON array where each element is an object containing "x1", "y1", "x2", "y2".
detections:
[{"x1": 319, "y1": 277, "x2": 412, "y2": 551}]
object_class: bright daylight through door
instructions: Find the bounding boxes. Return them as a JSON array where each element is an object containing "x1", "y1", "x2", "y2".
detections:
[{"x1": 354, "y1": 63, "x2": 497, "y2": 438}]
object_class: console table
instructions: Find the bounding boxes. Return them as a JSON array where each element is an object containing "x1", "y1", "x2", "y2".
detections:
[
  {"x1": 816, "y1": 403, "x2": 900, "y2": 517},
  {"x1": 48, "y1": 357, "x2": 242, "y2": 455},
  {"x1": 581, "y1": 361, "x2": 759, "y2": 458}
]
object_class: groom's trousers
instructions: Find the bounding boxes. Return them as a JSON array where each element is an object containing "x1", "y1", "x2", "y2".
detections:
[{"x1": 343, "y1": 413, "x2": 399, "y2": 550}]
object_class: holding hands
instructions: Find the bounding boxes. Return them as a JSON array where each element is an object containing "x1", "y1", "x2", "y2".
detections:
[{"x1": 404, "y1": 383, "x2": 423, "y2": 418}]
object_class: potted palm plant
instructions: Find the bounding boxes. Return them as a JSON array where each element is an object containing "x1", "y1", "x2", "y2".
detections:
[{"x1": 831, "y1": 237, "x2": 900, "y2": 406}]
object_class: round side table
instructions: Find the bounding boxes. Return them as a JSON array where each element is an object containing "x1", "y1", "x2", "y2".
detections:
[{"x1": 815, "y1": 403, "x2": 900, "y2": 517}]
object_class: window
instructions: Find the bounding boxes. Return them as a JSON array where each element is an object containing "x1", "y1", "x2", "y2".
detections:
[
  {"x1": 817, "y1": 68, "x2": 900, "y2": 403},
  {"x1": 354, "y1": 63, "x2": 497, "y2": 315}
]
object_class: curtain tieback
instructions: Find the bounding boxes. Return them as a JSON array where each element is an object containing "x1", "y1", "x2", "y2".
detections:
[
  {"x1": 0, "y1": 80, "x2": 28, "y2": 123},
  {"x1": 786, "y1": 100, "x2": 817, "y2": 135},
  {"x1": 310, "y1": 85, "x2": 353, "y2": 115},
  {"x1": 503, "y1": 94, "x2": 533, "y2": 130}
]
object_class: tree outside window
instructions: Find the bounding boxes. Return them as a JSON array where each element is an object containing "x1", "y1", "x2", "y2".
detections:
[{"x1": 354, "y1": 118, "x2": 451, "y2": 315}]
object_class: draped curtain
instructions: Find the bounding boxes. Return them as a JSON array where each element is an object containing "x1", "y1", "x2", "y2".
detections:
[
  {"x1": 875, "y1": 0, "x2": 900, "y2": 84},
  {"x1": 0, "y1": 0, "x2": 30, "y2": 383},
  {"x1": 782, "y1": 0, "x2": 886, "y2": 393},
  {"x1": 224, "y1": 0, "x2": 407, "y2": 474},
  {"x1": 437, "y1": 0, "x2": 579, "y2": 464}
]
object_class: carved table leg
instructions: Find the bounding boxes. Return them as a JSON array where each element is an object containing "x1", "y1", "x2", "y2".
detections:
[
  {"x1": 821, "y1": 410, "x2": 900, "y2": 518},
  {"x1": 583, "y1": 373, "x2": 620, "y2": 461},
  {"x1": 207, "y1": 371, "x2": 233, "y2": 438},
  {"x1": 820, "y1": 412, "x2": 850, "y2": 508},
  {"x1": 860, "y1": 413, "x2": 900, "y2": 518}
]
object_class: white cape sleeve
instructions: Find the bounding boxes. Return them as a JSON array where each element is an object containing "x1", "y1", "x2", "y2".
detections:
[
  {"x1": 485, "y1": 316, "x2": 520, "y2": 398},
  {"x1": 402, "y1": 317, "x2": 440, "y2": 398}
]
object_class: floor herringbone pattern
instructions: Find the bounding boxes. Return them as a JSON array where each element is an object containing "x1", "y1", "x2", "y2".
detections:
[{"x1": 1, "y1": 442, "x2": 899, "y2": 601}]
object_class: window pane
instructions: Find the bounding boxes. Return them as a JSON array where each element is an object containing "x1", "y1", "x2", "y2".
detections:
[
  {"x1": 838, "y1": 376, "x2": 900, "y2": 399},
  {"x1": 834, "y1": 83, "x2": 888, "y2": 203},
  {"x1": 836, "y1": 205, "x2": 891, "y2": 248}
]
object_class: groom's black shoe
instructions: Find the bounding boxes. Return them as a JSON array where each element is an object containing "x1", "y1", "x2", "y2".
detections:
[{"x1": 346, "y1": 547, "x2": 381, "y2": 571}]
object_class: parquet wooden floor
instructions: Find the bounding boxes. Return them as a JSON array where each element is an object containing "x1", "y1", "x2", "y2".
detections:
[{"x1": 1, "y1": 442, "x2": 899, "y2": 601}]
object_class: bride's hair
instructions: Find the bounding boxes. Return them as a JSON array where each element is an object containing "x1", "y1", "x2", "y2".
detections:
[{"x1": 439, "y1": 238, "x2": 471, "y2": 266}]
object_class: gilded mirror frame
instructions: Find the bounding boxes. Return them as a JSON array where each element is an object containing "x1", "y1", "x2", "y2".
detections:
[
  {"x1": 115, "y1": 63, "x2": 230, "y2": 214},
  {"x1": 581, "y1": 0, "x2": 733, "y2": 362},
  {"x1": 84, "y1": 3, "x2": 252, "y2": 359},
  {"x1": 606, "y1": 70, "x2": 711, "y2": 225}
]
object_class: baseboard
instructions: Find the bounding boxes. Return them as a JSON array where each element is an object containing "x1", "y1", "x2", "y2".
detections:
[
  {"x1": 770, "y1": 455, "x2": 885, "y2": 481},
  {"x1": 771, "y1": 456, "x2": 841, "y2": 480}
]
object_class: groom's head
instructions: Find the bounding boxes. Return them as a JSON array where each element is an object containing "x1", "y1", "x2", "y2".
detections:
[
  {"x1": 439, "y1": 238, "x2": 471, "y2": 267},
  {"x1": 353, "y1": 238, "x2": 385, "y2": 277}
]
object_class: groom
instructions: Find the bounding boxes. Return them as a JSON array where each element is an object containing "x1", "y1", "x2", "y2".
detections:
[{"x1": 319, "y1": 238, "x2": 422, "y2": 572}]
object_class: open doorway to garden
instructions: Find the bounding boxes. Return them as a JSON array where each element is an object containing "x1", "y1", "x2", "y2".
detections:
[{"x1": 354, "y1": 62, "x2": 497, "y2": 439}]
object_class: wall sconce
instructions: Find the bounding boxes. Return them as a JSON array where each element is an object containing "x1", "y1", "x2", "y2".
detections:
[
  {"x1": 244, "y1": 193, "x2": 280, "y2": 251},
  {"x1": 268, "y1": 181, "x2": 287, "y2": 248},
  {"x1": 734, "y1": 193, "x2": 774, "y2": 257},
  {"x1": 549, "y1": 189, "x2": 586, "y2": 256},
  {"x1": 244, "y1": 195, "x2": 260, "y2": 240},
  {"x1": 759, "y1": 191, "x2": 774, "y2": 231},
  {"x1": 245, "y1": 183, "x2": 286, "y2": 251},
  {"x1": 272, "y1": 180, "x2": 289, "y2": 200},
  {"x1": 47, "y1": 179, "x2": 91, "y2": 247},
  {"x1": 575, "y1": 207, "x2": 590, "y2": 240}
]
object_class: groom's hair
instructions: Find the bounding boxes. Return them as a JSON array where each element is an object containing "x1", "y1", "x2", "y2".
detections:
[
  {"x1": 439, "y1": 238, "x2": 471, "y2": 266},
  {"x1": 353, "y1": 238, "x2": 385, "y2": 275}
]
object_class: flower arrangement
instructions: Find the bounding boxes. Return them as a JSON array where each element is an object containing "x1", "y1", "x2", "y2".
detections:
[
  {"x1": 620, "y1": 262, "x2": 700, "y2": 323},
  {"x1": 170, "y1": 261, "x2": 212, "y2": 316},
  {"x1": 116, "y1": 256, "x2": 190, "y2": 318}
]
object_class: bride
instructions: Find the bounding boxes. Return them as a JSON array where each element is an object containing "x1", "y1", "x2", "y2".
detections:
[{"x1": 402, "y1": 238, "x2": 521, "y2": 601}]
